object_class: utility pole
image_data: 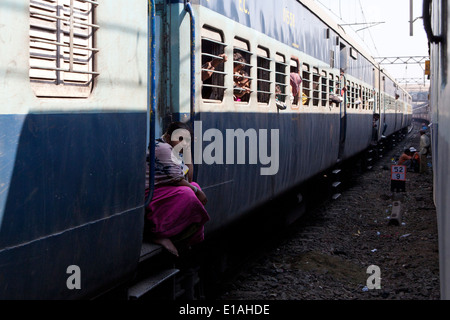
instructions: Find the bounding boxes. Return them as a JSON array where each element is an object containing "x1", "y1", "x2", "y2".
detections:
[
  {"x1": 410, "y1": 0, "x2": 423, "y2": 36},
  {"x1": 410, "y1": 0, "x2": 414, "y2": 36}
]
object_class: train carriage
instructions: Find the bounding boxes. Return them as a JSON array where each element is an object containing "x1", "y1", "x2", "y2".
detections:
[
  {"x1": 424, "y1": 0, "x2": 450, "y2": 300},
  {"x1": 159, "y1": 0, "x2": 412, "y2": 234},
  {"x1": 0, "y1": 0, "x2": 412, "y2": 299},
  {"x1": 0, "y1": 0, "x2": 148, "y2": 299}
]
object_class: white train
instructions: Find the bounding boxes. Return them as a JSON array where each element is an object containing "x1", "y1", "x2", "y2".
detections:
[{"x1": 424, "y1": 0, "x2": 450, "y2": 300}]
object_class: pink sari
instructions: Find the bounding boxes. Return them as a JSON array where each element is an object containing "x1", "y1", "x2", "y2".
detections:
[
  {"x1": 145, "y1": 183, "x2": 210, "y2": 245},
  {"x1": 145, "y1": 138, "x2": 210, "y2": 245}
]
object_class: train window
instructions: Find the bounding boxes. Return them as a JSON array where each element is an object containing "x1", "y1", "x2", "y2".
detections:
[
  {"x1": 330, "y1": 50, "x2": 335, "y2": 68},
  {"x1": 321, "y1": 71, "x2": 327, "y2": 107},
  {"x1": 357, "y1": 85, "x2": 362, "y2": 109},
  {"x1": 346, "y1": 80, "x2": 351, "y2": 108},
  {"x1": 233, "y1": 37, "x2": 253, "y2": 103},
  {"x1": 29, "y1": 0, "x2": 98, "y2": 98},
  {"x1": 201, "y1": 27, "x2": 227, "y2": 102},
  {"x1": 363, "y1": 87, "x2": 366, "y2": 109},
  {"x1": 290, "y1": 58, "x2": 301, "y2": 106},
  {"x1": 312, "y1": 67, "x2": 320, "y2": 107},
  {"x1": 366, "y1": 88, "x2": 372, "y2": 109},
  {"x1": 335, "y1": 75, "x2": 340, "y2": 108},
  {"x1": 350, "y1": 47, "x2": 358, "y2": 60},
  {"x1": 302, "y1": 64, "x2": 311, "y2": 106},
  {"x1": 275, "y1": 53, "x2": 288, "y2": 106},
  {"x1": 369, "y1": 90, "x2": 374, "y2": 111},
  {"x1": 328, "y1": 74, "x2": 335, "y2": 95},
  {"x1": 377, "y1": 93, "x2": 381, "y2": 113},
  {"x1": 364, "y1": 88, "x2": 371, "y2": 109},
  {"x1": 256, "y1": 46, "x2": 271, "y2": 105}
]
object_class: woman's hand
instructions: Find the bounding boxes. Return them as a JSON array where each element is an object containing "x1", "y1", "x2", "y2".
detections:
[
  {"x1": 176, "y1": 179, "x2": 208, "y2": 206},
  {"x1": 195, "y1": 189, "x2": 208, "y2": 206}
]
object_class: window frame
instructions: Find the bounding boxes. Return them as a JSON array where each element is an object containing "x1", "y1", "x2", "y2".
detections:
[
  {"x1": 275, "y1": 53, "x2": 288, "y2": 107},
  {"x1": 233, "y1": 37, "x2": 253, "y2": 104},
  {"x1": 201, "y1": 26, "x2": 228, "y2": 103},
  {"x1": 29, "y1": 0, "x2": 99, "y2": 98},
  {"x1": 302, "y1": 63, "x2": 311, "y2": 107},
  {"x1": 256, "y1": 46, "x2": 272, "y2": 105},
  {"x1": 290, "y1": 58, "x2": 301, "y2": 108}
]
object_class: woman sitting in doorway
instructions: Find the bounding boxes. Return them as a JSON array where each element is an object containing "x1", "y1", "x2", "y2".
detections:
[{"x1": 145, "y1": 122, "x2": 210, "y2": 257}]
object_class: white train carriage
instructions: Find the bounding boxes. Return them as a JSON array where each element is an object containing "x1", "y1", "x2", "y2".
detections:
[
  {"x1": 424, "y1": 0, "x2": 450, "y2": 300},
  {"x1": 0, "y1": 0, "x2": 148, "y2": 299}
]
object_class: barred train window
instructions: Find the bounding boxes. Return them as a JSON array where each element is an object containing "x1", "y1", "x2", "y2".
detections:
[
  {"x1": 348, "y1": 82, "x2": 351, "y2": 108},
  {"x1": 312, "y1": 67, "x2": 320, "y2": 107},
  {"x1": 329, "y1": 73, "x2": 335, "y2": 95},
  {"x1": 233, "y1": 37, "x2": 252, "y2": 103},
  {"x1": 320, "y1": 70, "x2": 327, "y2": 107},
  {"x1": 256, "y1": 46, "x2": 271, "y2": 104},
  {"x1": 302, "y1": 64, "x2": 311, "y2": 106},
  {"x1": 201, "y1": 27, "x2": 227, "y2": 102},
  {"x1": 290, "y1": 59, "x2": 300, "y2": 106},
  {"x1": 29, "y1": 0, "x2": 98, "y2": 98},
  {"x1": 335, "y1": 75, "x2": 340, "y2": 107},
  {"x1": 275, "y1": 53, "x2": 288, "y2": 104}
]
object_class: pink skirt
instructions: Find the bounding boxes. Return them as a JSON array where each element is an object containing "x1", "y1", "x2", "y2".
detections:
[{"x1": 145, "y1": 182, "x2": 210, "y2": 245}]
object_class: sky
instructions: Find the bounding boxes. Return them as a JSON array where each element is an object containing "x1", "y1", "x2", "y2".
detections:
[{"x1": 314, "y1": 0, "x2": 429, "y2": 90}]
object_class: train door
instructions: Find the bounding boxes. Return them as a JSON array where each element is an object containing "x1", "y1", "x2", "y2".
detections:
[
  {"x1": 372, "y1": 68, "x2": 380, "y2": 142},
  {"x1": 338, "y1": 43, "x2": 348, "y2": 159},
  {"x1": 146, "y1": 0, "x2": 166, "y2": 208},
  {"x1": 393, "y1": 86, "x2": 401, "y2": 132},
  {"x1": 381, "y1": 74, "x2": 387, "y2": 137}
]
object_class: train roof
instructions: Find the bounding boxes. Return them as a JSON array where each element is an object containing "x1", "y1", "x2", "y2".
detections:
[
  {"x1": 298, "y1": 0, "x2": 377, "y2": 65},
  {"x1": 299, "y1": 0, "x2": 407, "y2": 92}
]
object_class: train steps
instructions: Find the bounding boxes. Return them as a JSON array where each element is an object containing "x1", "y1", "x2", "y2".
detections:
[
  {"x1": 127, "y1": 241, "x2": 179, "y2": 300},
  {"x1": 331, "y1": 169, "x2": 342, "y2": 200},
  {"x1": 128, "y1": 268, "x2": 179, "y2": 300},
  {"x1": 139, "y1": 241, "x2": 163, "y2": 262}
]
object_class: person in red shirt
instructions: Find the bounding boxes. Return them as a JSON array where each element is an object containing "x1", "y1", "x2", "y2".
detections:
[{"x1": 398, "y1": 148, "x2": 412, "y2": 166}]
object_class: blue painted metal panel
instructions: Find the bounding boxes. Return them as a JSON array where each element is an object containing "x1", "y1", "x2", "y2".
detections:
[
  {"x1": 0, "y1": 112, "x2": 146, "y2": 299},
  {"x1": 192, "y1": 111, "x2": 342, "y2": 233},
  {"x1": 0, "y1": 207, "x2": 142, "y2": 299},
  {"x1": 190, "y1": 110, "x2": 375, "y2": 234}
]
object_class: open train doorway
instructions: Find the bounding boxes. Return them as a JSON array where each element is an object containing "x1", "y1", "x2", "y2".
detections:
[{"x1": 338, "y1": 42, "x2": 348, "y2": 160}]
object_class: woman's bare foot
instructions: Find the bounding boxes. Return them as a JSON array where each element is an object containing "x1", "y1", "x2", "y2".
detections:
[{"x1": 152, "y1": 238, "x2": 179, "y2": 257}]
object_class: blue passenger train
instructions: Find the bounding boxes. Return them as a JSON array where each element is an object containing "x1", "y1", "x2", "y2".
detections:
[{"x1": 0, "y1": 0, "x2": 412, "y2": 299}]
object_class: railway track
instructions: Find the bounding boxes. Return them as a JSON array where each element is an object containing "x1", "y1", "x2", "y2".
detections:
[{"x1": 206, "y1": 126, "x2": 439, "y2": 300}]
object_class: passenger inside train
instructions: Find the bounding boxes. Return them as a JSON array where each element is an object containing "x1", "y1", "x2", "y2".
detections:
[
  {"x1": 289, "y1": 72, "x2": 302, "y2": 105},
  {"x1": 202, "y1": 53, "x2": 227, "y2": 100},
  {"x1": 233, "y1": 52, "x2": 252, "y2": 101},
  {"x1": 275, "y1": 84, "x2": 287, "y2": 110},
  {"x1": 145, "y1": 122, "x2": 210, "y2": 257},
  {"x1": 202, "y1": 53, "x2": 228, "y2": 81}
]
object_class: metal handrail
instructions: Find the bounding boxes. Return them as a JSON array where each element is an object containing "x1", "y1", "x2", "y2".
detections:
[
  {"x1": 185, "y1": 1, "x2": 196, "y2": 120},
  {"x1": 145, "y1": 0, "x2": 156, "y2": 208}
]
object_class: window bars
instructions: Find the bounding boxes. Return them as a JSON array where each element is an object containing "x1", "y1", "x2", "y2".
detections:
[
  {"x1": 201, "y1": 27, "x2": 227, "y2": 102},
  {"x1": 30, "y1": 0, "x2": 98, "y2": 97}
]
